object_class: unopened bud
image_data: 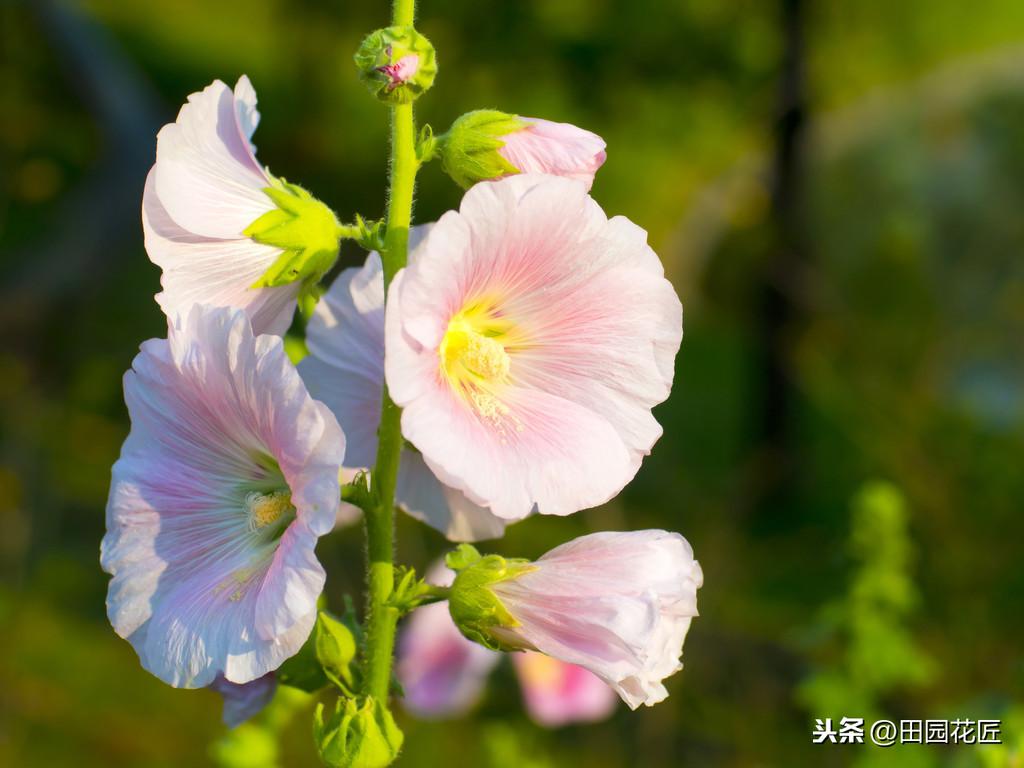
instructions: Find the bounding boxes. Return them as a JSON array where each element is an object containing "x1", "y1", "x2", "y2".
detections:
[
  {"x1": 354, "y1": 27, "x2": 437, "y2": 104},
  {"x1": 314, "y1": 696, "x2": 403, "y2": 768}
]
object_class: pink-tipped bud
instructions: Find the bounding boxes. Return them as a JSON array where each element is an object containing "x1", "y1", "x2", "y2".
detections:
[{"x1": 439, "y1": 110, "x2": 606, "y2": 190}]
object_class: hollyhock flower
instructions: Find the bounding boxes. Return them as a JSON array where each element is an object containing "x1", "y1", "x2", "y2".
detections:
[
  {"x1": 144, "y1": 76, "x2": 340, "y2": 336},
  {"x1": 211, "y1": 673, "x2": 278, "y2": 728},
  {"x1": 385, "y1": 174, "x2": 683, "y2": 520},
  {"x1": 101, "y1": 304, "x2": 346, "y2": 688},
  {"x1": 396, "y1": 563, "x2": 499, "y2": 717},
  {"x1": 447, "y1": 531, "x2": 703, "y2": 709},
  {"x1": 439, "y1": 110, "x2": 606, "y2": 190},
  {"x1": 300, "y1": 248, "x2": 507, "y2": 541},
  {"x1": 512, "y1": 652, "x2": 617, "y2": 727}
]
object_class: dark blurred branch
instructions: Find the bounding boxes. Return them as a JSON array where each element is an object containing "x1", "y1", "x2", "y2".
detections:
[
  {"x1": 0, "y1": 0, "x2": 162, "y2": 329},
  {"x1": 753, "y1": 0, "x2": 808, "y2": 510}
]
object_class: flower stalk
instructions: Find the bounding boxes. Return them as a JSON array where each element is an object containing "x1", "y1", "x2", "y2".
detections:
[{"x1": 362, "y1": 0, "x2": 420, "y2": 704}]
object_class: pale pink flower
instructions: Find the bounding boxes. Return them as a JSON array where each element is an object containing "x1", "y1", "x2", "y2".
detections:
[
  {"x1": 143, "y1": 76, "x2": 299, "y2": 336},
  {"x1": 101, "y1": 304, "x2": 346, "y2": 688},
  {"x1": 513, "y1": 652, "x2": 617, "y2": 727},
  {"x1": 484, "y1": 530, "x2": 703, "y2": 709},
  {"x1": 499, "y1": 118, "x2": 606, "y2": 190},
  {"x1": 300, "y1": 247, "x2": 507, "y2": 541},
  {"x1": 385, "y1": 174, "x2": 683, "y2": 520},
  {"x1": 210, "y1": 673, "x2": 278, "y2": 728},
  {"x1": 396, "y1": 563, "x2": 499, "y2": 717}
]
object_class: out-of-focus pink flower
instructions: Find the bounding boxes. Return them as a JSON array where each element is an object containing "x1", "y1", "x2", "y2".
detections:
[
  {"x1": 299, "y1": 247, "x2": 508, "y2": 542},
  {"x1": 101, "y1": 305, "x2": 345, "y2": 688},
  {"x1": 512, "y1": 652, "x2": 617, "y2": 727},
  {"x1": 143, "y1": 76, "x2": 299, "y2": 335},
  {"x1": 210, "y1": 673, "x2": 278, "y2": 728},
  {"x1": 498, "y1": 118, "x2": 606, "y2": 190},
  {"x1": 377, "y1": 52, "x2": 420, "y2": 92},
  {"x1": 396, "y1": 563, "x2": 499, "y2": 717},
  {"x1": 465, "y1": 530, "x2": 703, "y2": 709},
  {"x1": 385, "y1": 174, "x2": 683, "y2": 521}
]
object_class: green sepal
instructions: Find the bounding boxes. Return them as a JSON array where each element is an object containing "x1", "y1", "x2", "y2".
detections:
[
  {"x1": 438, "y1": 110, "x2": 525, "y2": 189},
  {"x1": 244, "y1": 178, "x2": 343, "y2": 309},
  {"x1": 354, "y1": 26, "x2": 437, "y2": 105},
  {"x1": 416, "y1": 124, "x2": 437, "y2": 164},
  {"x1": 340, "y1": 470, "x2": 371, "y2": 511},
  {"x1": 314, "y1": 696, "x2": 404, "y2": 768},
  {"x1": 446, "y1": 547, "x2": 536, "y2": 652},
  {"x1": 386, "y1": 566, "x2": 450, "y2": 616},
  {"x1": 353, "y1": 213, "x2": 386, "y2": 253}
]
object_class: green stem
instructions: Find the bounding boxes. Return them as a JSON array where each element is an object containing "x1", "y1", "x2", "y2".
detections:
[{"x1": 362, "y1": 0, "x2": 420, "y2": 703}]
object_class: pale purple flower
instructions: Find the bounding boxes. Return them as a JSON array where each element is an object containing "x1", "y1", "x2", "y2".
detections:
[
  {"x1": 101, "y1": 304, "x2": 346, "y2": 688},
  {"x1": 143, "y1": 76, "x2": 300, "y2": 336},
  {"x1": 211, "y1": 673, "x2": 278, "y2": 728},
  {"x1": 499, "y1": 117, "x2": 606, "y2": 190},
  {"x1": 299, "y1": 246, "x2": 507, "y2": 541},
  {"x1": 385, "y1": 175, "x2": 683, "y2": 521},
  {"x1": 485, "y1": 530, "x2": 703, "y2": 709},
  {"x1": 513, "y1": 652, "x2": 617, "y2": 727}
]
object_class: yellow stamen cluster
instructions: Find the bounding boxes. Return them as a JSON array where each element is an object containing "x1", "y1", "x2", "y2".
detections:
[
  {"x1": 245, "y1": 489, "x2": 294, "y2": 531},
  {"x1": 439, "y1": 303, "x2": 522, "y2": 435}
]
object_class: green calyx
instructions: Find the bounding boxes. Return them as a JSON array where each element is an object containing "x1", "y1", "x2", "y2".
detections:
[
  {"x1": 438, "y1": 110, "x2": 525, "y2": 189},
  {"x1": 245, "y1": 177, "x2": 344, "y2": 313},
  {"x1": 314, "y1": 696, "x2": 403, "y2": 768},
  {"x1": 445, "y1": 544, "x2": 536, "y2": 651},
  {"x1": 354, "y1": 26, "x2": 437, "y2": 105}
]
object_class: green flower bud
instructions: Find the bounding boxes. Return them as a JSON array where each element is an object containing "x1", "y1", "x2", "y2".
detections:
[
  {"x1": 314, "y1": 697, "x2": 403, "y2": 768},
  {"x1": 354, "y1": 26, "x2": 437, "y2": 105},
  {"x1": 437, "y1": 110, "x2": 524, "y2": 189},
  {"x1": 245, "y1": 177, "x2": 344, "y2": 309},
  {"x1": 445, "y1": 544, "x2": 536, "y2": 651},
  {"x1": 316, "y1": 610, "x2": 359, "y2": 694}
]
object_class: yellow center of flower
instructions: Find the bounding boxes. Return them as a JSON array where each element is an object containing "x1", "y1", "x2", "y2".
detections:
[
  {"x1": 439, "y1": 301, "x2": 523, "y2": 435},
  {"x1": 245, "y1": 489, "x2": 294, "y2": 531},
  {"x1": 440, "y1": 301, "x2": 515, "y2": 386}
]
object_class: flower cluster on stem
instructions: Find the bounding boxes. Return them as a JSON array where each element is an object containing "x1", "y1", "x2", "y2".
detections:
[{"x1": 101, "y1": 0, "x2": 703, "y2": 764}]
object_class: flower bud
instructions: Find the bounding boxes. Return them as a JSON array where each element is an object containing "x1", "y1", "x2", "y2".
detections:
[
  {"x1": 314, "y1": 697, "x2": 404, "y2": 768},
  {"x1": 439, "y1": 110, "x2": 607, "y2": 190},
  {"x1": 354, "y1": 26, "x2": 437, "y2": 104},
  {"x1": 447, "y1": 531, "x2": 703, "y2": 710}
]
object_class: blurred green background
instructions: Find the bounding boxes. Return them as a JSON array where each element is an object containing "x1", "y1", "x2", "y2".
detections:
[{"x1": 2, "y1": 0, "x2": 1024, "y2": 766}]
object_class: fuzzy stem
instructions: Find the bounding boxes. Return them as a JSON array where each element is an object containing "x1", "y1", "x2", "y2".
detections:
[{"x1": 361, "y1": 0, "x2": 420, "y2": 703}]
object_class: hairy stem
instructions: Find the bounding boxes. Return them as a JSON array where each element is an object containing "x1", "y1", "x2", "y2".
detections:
[{"x1": 361, "y1": 0, "x2": 419, "y2": 703}]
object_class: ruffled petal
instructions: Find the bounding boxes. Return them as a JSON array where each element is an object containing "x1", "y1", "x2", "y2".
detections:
[{"x1": 153, "y1": 78, "x2": 273, "y2": 239}]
